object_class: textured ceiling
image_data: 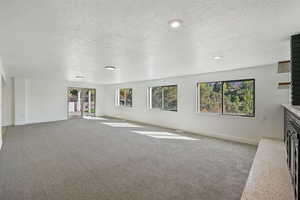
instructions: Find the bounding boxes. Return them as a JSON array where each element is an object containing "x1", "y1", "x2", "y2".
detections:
[{"x1": 0, "y1": 0, "x2": 299, "y2": 84}]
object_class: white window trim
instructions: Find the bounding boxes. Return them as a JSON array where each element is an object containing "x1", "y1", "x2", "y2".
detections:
[
  {"x1": 162, "y1": 87, "x2": 165, "y2": 110},
  {"x1": 147, "y1": 87, "x2": 152, "y2": 110},
  {"x1": 148, "y1": 85, "x2": 177, "y2": 112},
  {"x1": 196, "y1": 79, "x2": 255, "y2": 117},
  {"x1": 115, "y1": 88, "x2": 120, "y2": 107}
]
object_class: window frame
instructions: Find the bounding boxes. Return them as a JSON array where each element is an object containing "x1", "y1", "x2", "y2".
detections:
[
  {"x1": 197, "y1": 81, "x2": 223, "y2": 114},
  {"x1": 116, "y1": 88, "x2": 133, "y2": 107},
  {"x1": 197, "y1": 79, "x2": 255, "y2": 117},
  {"x1": 149, "y1": 84, "x2": 178, "y2": 112}
]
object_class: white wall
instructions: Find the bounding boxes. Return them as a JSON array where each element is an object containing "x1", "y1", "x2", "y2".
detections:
[
  {"x1": 26, "y1": 79, "x2": 68, "y2": 124},
  {"x1": 0, "y1": 74, "x2": 102, "y2": 149},
  {"x1": 2, "y1": 77, "x2": 14, "y2": 126},
  {"x1": 0, "y1": 58, "x2": 6, "y2": 150},
  {"x1": 0, "y1": 76, "x2": 2, "y2": 149},
  {"x1": 2, "y1": 64, "x2": 289, "y2": 145},
  {"x1": 103, "y1": 64, "x2": 289, "y2": 145},
  {"x1": 11, "y1": 78, "x2": 104, "y2": 125},
  {"x1": 14, "y1": 78, "x2": 27, "y2": 125}
]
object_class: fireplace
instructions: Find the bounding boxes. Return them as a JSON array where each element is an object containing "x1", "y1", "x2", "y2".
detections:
[{"x1": 285, "y1": 109, "x2": 300, "y2": 199}]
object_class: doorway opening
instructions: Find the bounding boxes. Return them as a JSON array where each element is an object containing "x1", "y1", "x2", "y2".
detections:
[{"x1": 68, "y1": 88, "x2": 96, "y2": 119}]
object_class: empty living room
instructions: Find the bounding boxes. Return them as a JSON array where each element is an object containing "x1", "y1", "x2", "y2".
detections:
[{"x1": 1, "y1": 0, "x2": 300, "y2": 200}]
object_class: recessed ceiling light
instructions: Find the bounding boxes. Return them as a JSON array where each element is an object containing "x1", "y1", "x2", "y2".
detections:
[
  {"x1": 213, "y1": 56, "x2": 221, "y2": 60},
  {"x1": 169, "y1": 19, "x2": 182, "y2": 28},
  {"x1": 75, "y1": 75, "x2": 85, "y2": 79},
  {"x1": 104, "y1": 66, "x2": 116, "y2": 71}
]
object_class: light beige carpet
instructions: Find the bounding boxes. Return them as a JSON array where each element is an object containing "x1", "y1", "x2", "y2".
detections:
[{"x1": 0, "y1": 118, "x2": 256, "y2": 200}]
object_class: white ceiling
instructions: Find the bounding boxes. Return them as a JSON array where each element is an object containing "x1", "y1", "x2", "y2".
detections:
[{"x1": 0, "y1": 0, "x2": 299, "y2": 84}]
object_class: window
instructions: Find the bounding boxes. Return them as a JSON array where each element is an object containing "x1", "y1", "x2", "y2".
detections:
[
  {"x1": 197, "y1": 79, "x2": 255, "y2": 117},
  {"x1": 117, "y1": 88, "x2": 133, "y2": 107},
  {"x1": 223, "y1": 80, "x2": 255, "y2": 116},
  {"x1": 149, "y1": 85, "x2": 177, "y2": 111},
  {"x1": 163, "y1": 85, "x2": 178, "y2": 111},
  {"x1": 198, "y1": 82, "x2": 222, "y2": 113},
  {"x1": 151, "y1": 86, "x2": 162, "y2": 109}
]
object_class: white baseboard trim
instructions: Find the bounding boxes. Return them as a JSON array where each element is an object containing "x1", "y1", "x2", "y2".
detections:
[
  {"x1": 103, "y1": 115, "x2": 259, "y2": 145},
  {"x1": 15, "y1": 118, "x2": 68, "y2": 126},
  {"x1": 184, "y1": 129, "x2": 259, "y2": 145},
  {"x1": 15, "y1": 121, "x2": 27, "y2": 126},
  {"x1": 2, "y1": 122, "x2": 13, "y2": 127},
  {"x1": 0, "y1": 132, "x2": 2, "y2": 151},
  {"x1": 7, "y1": 115, "x2": 260, "y2": 146}
]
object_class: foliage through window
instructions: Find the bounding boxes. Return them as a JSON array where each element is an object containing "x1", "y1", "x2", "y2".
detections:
[
  {"x1": 118, "y1": 88, "x2": 133, "y2": 107},
  {"x1": 151, "y1": 87, "x2": 162, "y2": 109},
  {"x1": 150, "y1": 85, "x2": 177, "y2": 111},
  {"x1": 223, "y1": 80, "x2": 254, "y2": 116},
  {"x1": 199, "y1": 82, "x2": 222, "y2": 113},
  {"x1": 198, "y1": 79, "x2": 255, "y2": 117}
]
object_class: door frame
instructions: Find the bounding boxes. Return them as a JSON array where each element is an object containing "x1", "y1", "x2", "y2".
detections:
[{"x1": 67, "y1": 87, "x2": 96, "y2": 119}]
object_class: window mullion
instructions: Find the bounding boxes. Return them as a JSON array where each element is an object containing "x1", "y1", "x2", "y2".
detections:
[
  {"x1": 161, "y1": 87, "x2": 164, "y2": 110},
  {"x1": 124, "y1": 89, "x2": 127, "y2": 107},
  {"x1": 221, "y1": 81, "x2": 224, "y2": 115}
]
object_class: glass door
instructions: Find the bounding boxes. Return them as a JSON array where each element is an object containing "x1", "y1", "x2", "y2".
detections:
[
  {"x1": 81, "y1": 89, "x2": 96, "y2": 117},
  {"x1": 68, "y1": 88, "x2": 96, "y2": 119},
  {"x1": 68, "y1": 88, "x2": 82, "y2": 119}
]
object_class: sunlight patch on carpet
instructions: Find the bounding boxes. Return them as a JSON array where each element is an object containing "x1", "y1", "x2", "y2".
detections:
[
  {"x1": 83, "y1": 116, "x2": 108, "y2": 120},
  {"x1": 102, "y1": 122, "x2": 142, "y2": 128},
  {"x1": 132, "y1": 131, "x2": 199, "y2": 141}
]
